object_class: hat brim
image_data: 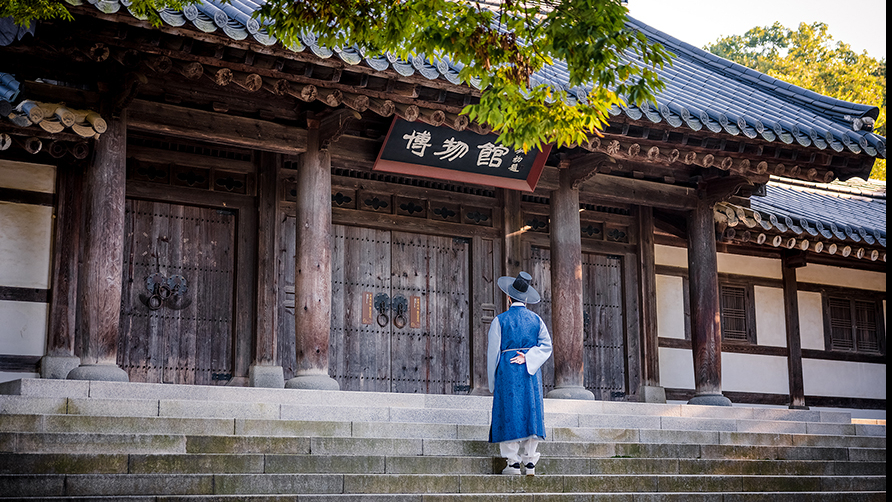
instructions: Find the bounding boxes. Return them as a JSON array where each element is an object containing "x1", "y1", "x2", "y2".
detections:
[{"x1": 497, "y1": 276, "x2": 541, "y2": 304}]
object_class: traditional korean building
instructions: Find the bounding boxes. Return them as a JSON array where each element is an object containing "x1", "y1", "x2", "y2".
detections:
[{"x1": 0, "y1": 3, "x2": 885, "y2": 418}]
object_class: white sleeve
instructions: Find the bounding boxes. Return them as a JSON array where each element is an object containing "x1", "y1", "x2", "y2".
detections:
[
  {"x1": 486, "y1": 317, "x2": 502, "y2": 393},
  {"x1": 524, "y1": 317, "x2": 553, "y2": 375}
]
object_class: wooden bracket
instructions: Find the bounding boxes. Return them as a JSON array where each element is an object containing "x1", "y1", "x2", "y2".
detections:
[
  {"x1": 698, "y1": 174, "x2": 753, "y2": 203},
  {"x1": 319, "y1": 108, "x2": 361, "y2": 151},
  {"x1": 560, "y1": 152, "x2": 616, "y2": 190},
  {"x1": 782, "y1": 249, "x2": 808, "y2": 269},
  {"x1": 110, "y1": 72, "x2": 147, "y2": 118}
]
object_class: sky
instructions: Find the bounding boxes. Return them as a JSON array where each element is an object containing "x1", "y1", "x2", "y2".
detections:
[{"x1": 626, "y1": 0, "x2": 887, "y2": 60}]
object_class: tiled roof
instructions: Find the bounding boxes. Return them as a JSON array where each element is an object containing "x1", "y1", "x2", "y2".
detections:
[
  {"x1": 50, "y1": 0, "x2": 885, "y2": 162},
  {"x1": 1, "y1": 72, "x2": 21, "y2": 101},
  {"x1": 717, "y1": 177, "x2": 886, "y2": 261},
  {"x1": 0, "y1": 72, "x2": 107, "y2": 150}
]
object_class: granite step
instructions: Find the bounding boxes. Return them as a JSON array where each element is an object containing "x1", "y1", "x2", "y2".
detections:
[
  {"x1": 1, "y1": 430, "x2": 884, "y2": 464},
  {"x1": 0, "y1": 473, "x2": 886, "y2": 498},
  {"x1": 0, "y1": 378, "x2": 858, "y2": 425},
  {"x1": 0, "y1": 452, "x2": 885, "y2": 476},
  {"x1": 0, "y1": 495, "x2": 889, "y2": 502},
  {"x1": 1, "y1": 395, "x2": 884, "y2": 442}
]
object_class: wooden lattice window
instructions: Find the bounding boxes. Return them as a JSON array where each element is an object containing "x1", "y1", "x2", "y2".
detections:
[
  {"x1": 826, "y1": 296, "x2": 882, "y2": 353},
  {"x1": 720, "y1": 283, "x2": 756, "y2": 344}
]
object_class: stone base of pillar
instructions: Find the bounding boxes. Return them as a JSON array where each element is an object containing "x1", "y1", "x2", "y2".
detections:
[
  {"x1": 789, "y1": 404, "x2": 810, "y2": 410},
  {"x1": 67, "y1": 364, "x2": 129, "y2": 382},
  {"x1": 688, "y1": 393, "x2": 732, "y2": 406},
  {"x1": 546, "y1": 386, "x2": 594, "y2": 400},
  {"x1": 285, "y1": 374, "x2": 340, "y2": 390},
  {"x1": 40, "y1": 356, "x2": 82, "y2": 380},
  {"x1": 639, "y1": 385, "x2": 667, "y2": 403},
  {"x1": 469, "y1": 386, "x2": 492, "y2": 397},
  {"x1": 249, "y1": 365, "x2": 285, "y2": 388}
]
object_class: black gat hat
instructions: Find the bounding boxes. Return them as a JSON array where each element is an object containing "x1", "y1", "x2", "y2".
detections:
[{"x1": 497, "y1": 271, "x2": 541, "y2": 304}]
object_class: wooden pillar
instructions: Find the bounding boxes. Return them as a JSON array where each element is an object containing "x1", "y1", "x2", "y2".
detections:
[
  {"x1": 41, "y1": 161, "x2": 83, "y2": 379},
  {"x1": 285, "y1": 122, "x2": 339, "y2": 390},
  {"x1": 67, "y1": 113, "x2": 129, "y2": 382},
  {"x1": 546, "y1": 167, "x2": 594, "y2": 400},
  {"x1": 782, "y1": 256, "x2": 808, "y2": 409},
  {"x1": 250, "y1": 151, "x2": 285, "y2": 388},
  {"x1": 685, "y1": 200, "x2": 730, "y2": 405},
  {"x1": 637, "y1": 206, "x2": 665, "y2": 402}
]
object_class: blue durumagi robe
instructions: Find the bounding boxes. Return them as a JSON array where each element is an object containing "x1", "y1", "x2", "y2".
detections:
[{"x1": 487, "y1": 303, "x2": 553, "y2": 443}]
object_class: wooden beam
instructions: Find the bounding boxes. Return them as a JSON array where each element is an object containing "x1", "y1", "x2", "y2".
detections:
[
  {"x1": 571, "y1": 173, "x2": 697, "y2": 211},
  {"x1": 128, "y1": 99, "x2": 308, "y2": 154}
]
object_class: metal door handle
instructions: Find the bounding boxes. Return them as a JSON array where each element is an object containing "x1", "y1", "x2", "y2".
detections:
[
  {"x1": 374, "y1": 293, "x2": 390, "y2": 327},
  {"x1": 392, "y1": 295, "x2": 408, "y2": 329}
]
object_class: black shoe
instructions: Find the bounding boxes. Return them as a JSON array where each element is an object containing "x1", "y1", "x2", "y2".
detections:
[
  {"x1": 502, "y1": 462, "x2": 521, "y2": 475},
  {"x1": 524, "y1": 462, "x2": 535, "y2": 476}
]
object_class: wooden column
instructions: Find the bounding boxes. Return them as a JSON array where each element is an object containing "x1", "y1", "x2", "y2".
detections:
[
  {"x1": 250, "y1": 151, "x2": 285, "y2": 388},
  {"x1": 782, "y1": 255, "x2": 808, "y2": 409},
  {"x1": 637, "y1": 206, "x2": 665, "y2": 402},
  {"x1": 546, "y1": 167, "x2": 594, "y2": 400},
  {"x1": 685, "y1": 199, "x2": 730, "y2": 405},
  {"x1": 67, "y1": 113, "x2": 129, "y2": 382},
  {"x1": 285, "y1": 122, "x2": 339, "y2": 390},
  {"x1": 41, "y1": 161, "x2": 84, "y2": 379}
]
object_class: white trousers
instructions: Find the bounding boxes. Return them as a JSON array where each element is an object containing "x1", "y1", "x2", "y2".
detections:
[{"x1": 499, "y1": 436, "x2": 540, "y2": 465}]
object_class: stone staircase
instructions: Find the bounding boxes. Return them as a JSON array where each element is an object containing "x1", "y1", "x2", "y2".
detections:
[{"x1": 0, "y1": 378, "x2": 885, "y2": 501}]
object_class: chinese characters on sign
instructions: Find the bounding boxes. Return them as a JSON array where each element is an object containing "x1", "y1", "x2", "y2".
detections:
[{"x1": 374, "y1": 118, "x2": 551, "y2": 192}]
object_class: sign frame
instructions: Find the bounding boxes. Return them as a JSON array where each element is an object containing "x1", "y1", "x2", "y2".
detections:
[{"x1": 372, "y1": 117, "x2": 552, "y2": 192}]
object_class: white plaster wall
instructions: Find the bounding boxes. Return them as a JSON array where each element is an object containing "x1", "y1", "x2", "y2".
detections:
[
  {"x1": 796, "y1": 263, "x2": 886, "y2": 292},
  {"x1": 655, "y1": 274, "x2": 686, "y2": 339},
  {"x1": 0, "y1": 202, "x2": 54, "y2": 289},
  {"x1": 797, "y1": 291, "x2": 825, "y2": 351},
  {"x1": 0, "y1": 160, "x2": 56, "y2": 193},
  {"x1": 654, "y1": 244, "x2": 687, "y2": 268},
  {"x1": 802, "y1": 359, "x2": 886, "y2": 399},
  {"x1": 722, "y1": 352, "x2": 790, "y2": 394},
  {"x1": 716, "y1": 253, "x2": 782, "y2": 279},
  {"x1": 658, "y1": 347, "x2": 694, "y2": 389},
  {"x1": 0, "y1": 301, "x2": 48, "y2": 356},
  {"x1": 754, "y1": 286, "x2": 786, "y2": 347}
]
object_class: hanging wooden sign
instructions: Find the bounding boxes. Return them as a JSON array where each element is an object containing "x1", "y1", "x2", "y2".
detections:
[{"x1": 373, "y1": 118, "x2": 552, "y2": 192}]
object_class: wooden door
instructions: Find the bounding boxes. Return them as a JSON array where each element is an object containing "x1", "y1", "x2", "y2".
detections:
[
  {"x1": 582, "y1": 253, "x2": 627, "y2": 400},
  {"x1": 389, "y1": 231, "x2": 470, "y2": 394},
  {"x1": 279, "y1": 222, "x2": 471, "y2": 393},
  {"x1": 118, "y1": 199, "x2": 237, "y2": 384},
  {"x1": 527, "y1": 246, "x2": 627, "y2": 399}
]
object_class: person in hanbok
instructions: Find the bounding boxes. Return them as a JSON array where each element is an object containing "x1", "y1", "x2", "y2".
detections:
[{"x1": 487, "y1": 271, "x2": 553, "y2": 475}]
